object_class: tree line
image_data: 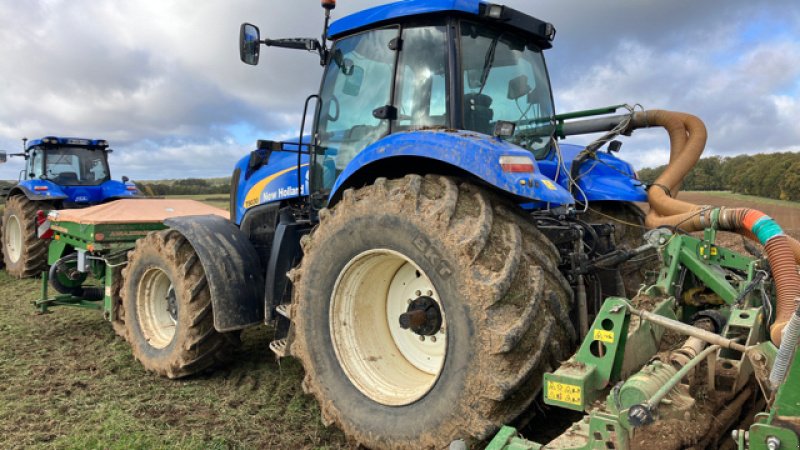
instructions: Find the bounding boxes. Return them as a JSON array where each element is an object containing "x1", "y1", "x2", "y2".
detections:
[
  {"x1": 637, "y1": 152, "x2": 800, "y2": 201},
  {"x1": 136, "y1": 178, "x2": 230, "y2": 196}
]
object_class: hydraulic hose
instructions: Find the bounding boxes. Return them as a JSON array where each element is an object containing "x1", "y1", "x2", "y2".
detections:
[
  {"x1": 618, "y1": 109, "x2": 800, "y2": 345},
  {"x1": 769, "y1": 298, "x2": 800, "y2": 388}
]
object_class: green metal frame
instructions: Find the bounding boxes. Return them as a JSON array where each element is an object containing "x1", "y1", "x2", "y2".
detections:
[{"x1": 36, "y1": 217, "x2": 167, "y2": 320}]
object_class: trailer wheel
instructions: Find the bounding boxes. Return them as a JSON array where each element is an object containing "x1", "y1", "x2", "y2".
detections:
[
  {"x1": 585, "y1": 201, "x2": 658, "y2": 297},
  {"x1": 122, "y1": 229, "x2": 237, "y2": 379},
  {"x1": 290, "y1": 175, "x2": 575, "y2": 449},
  {"x1": 2, "y1": 195, "x2": 52, "y2": 278}
]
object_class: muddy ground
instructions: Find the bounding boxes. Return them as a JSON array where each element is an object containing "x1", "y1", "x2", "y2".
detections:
[{"x1": 0, "y1": 192, "x2": 797, "y2": 449}]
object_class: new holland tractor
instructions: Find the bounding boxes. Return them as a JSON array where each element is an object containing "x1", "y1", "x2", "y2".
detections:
[
  {"x1": 31, "y1": 1, "x2": 800, "y2": 449},
  {"x1": 0, "y1": 137, "x2": 139, "y2": 278}
]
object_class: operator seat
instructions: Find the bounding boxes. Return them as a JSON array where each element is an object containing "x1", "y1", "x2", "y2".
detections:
[{"x1": 464, "y1": 93, "x2": 494, "y2": 135}]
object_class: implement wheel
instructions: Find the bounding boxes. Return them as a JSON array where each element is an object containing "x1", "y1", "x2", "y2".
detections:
[
  {"x1": 122, "y1": 229, "x2": 238, "y2": 378},
  {"x1": 2, "y1": 195, "x2": 52, "y2": 278},
  {"x1": 289, "y1": 175, "x2": 575, "y2": 449}
]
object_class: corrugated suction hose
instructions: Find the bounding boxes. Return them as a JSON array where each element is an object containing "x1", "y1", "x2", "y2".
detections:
[{"x1": 633, "y1": 110, "x2": 800, "y2": 345}]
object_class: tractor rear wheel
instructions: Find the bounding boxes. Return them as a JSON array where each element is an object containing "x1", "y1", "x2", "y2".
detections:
[
  {"x1": 2, "y1": 195, "x2": 52, "y2": 278},
  {"x1": 289, "y1": 175, "x2": 575, "y2": 449},
  {"x1": 122, "y1": 229, "x2": 238, "y2": 378}
]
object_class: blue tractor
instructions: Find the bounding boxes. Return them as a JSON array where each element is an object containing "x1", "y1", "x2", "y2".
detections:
[
  {"x1": 118, "y1": 1, "x2": 660, "y2": 447},
  {"x1": 0, "y1": 137, "x2": 139, "y2": 278}
]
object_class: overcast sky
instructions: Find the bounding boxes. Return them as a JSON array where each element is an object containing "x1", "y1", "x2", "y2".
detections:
[{"x1": 0, "y1": 0, "x2": 798, "y2": 181}]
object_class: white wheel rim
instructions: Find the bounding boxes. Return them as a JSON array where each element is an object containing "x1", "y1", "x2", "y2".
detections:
[
  {"x1": 330, "y1": 249, "x2": 446, "y2": 406},
  {"x1": 5, "y1": 214, "x2": 23, "y2": 263},
  {"x1": 136, "y1": 267, "x2": 177, "y2": 349}
]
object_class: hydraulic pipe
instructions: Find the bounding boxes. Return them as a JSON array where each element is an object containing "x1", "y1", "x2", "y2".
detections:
[
  {"x1": 645, "y1": 345, "x2": 720, "y2": 410},
  {"x1": 627, "y1": 305, "x2": 746, "y2": 352}
]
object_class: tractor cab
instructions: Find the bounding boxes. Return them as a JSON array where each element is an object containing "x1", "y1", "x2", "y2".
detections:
[
  {"x1": 239, "y1": 0, "x2": 566, "y2": 205},
  {"x1": 23, "y1": 137, "x2": 112, "y2": 186}
]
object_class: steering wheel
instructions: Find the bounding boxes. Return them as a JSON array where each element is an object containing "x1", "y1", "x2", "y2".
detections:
[{"x1": 327, "y1": 95, "x2": 340, "y2": 122}]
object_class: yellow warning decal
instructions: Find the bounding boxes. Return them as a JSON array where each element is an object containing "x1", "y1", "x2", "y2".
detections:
[
  {"x1": 593, "y1": 329, "x2": 615, "y2": 344},
  {"x1": 542, "y1": 179, "x2": 557, "y2": 191},
  {"x1": 711, "y1": 247, "x2": 718, "y2": 256},
  {"x1": 547, "y1": 380, "x2": 582, "y2": 406}
]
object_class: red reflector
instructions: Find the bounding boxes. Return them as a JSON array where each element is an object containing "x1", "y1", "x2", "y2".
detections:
[
  {"x1": 34, "y1": 186, "x2": 48, "y2": 191},
  {"x1": 126, "y1": 186, "x2": 137, "y2": 191},
  {"x1": 499, "y1": 156, "x2": 535, "y2": 173},
  {"x1": 501, "y1": 163, "x2": 535, "y2": 173}
]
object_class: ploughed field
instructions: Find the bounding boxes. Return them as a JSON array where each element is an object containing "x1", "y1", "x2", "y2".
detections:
[{"x1": 0, "y1": 193, "x2": 797, "y2": 448}]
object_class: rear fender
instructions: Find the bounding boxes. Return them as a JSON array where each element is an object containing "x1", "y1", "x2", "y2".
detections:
[
  {"x1": 329, "y1": 130, "x2": 574, "y2": 205},
  {"x1": 10, "y1": 181, "x2": 68, "y2": 201},
  {"x1": 163, "y1": 215, "x2": 264, "y2": 332}
]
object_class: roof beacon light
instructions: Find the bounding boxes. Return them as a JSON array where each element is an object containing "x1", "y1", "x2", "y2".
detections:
[
  {"x1": 322, "y1": 0, "x2": 336, "y2": 10},
  {"x1": 499, "y1": 156, "x2": 535, "y2": 173}
]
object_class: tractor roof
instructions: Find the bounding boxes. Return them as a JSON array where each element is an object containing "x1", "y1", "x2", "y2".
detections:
[
  {"x1": 27, "y1": 136, "x2": 109, "y2": 150},
  {"x1": 328, "y1": 0, "x2": 555, "y2": 48}
]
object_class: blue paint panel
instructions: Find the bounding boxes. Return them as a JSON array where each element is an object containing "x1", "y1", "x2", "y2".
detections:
[
  {"x1": 330, "y1": 130, "x2": 575, "y2": 205},
  {"x1": 15, "y1": 179, "x2": 138, "y2": 204},
  {"x1": 329, "y1": 0, "x2": 481, "y2": 38},
  {"x1": 537, "y1": 143, "x2": 647, "y2": 202},
  {"x1": 233, "y1": 150, "x2": 310, "y2": 225}
]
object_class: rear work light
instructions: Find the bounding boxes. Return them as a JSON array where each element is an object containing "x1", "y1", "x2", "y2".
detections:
[{"x1": 499, "y1": 156, "x2": 535, "y2": 173}]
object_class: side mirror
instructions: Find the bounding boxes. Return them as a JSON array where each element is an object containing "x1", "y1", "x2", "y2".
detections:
[
  {"x1": 122, "y1": 176, "x2": 130, "y2": 183},
  {"x1": 0, "y1": 151, "x2": 6, "y2": 164},
  {"x1": 240, "y1": 23, "x2": 261, "y2": 65}
]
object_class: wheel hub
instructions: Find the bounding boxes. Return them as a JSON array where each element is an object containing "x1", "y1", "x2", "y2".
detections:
[{"x1": 399, "y1": 296, "x2": 442, "y2": 336}]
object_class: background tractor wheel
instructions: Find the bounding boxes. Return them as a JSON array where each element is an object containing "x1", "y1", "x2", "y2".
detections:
[
  {"x1": 584, "y1": 201, "x2": 658, "y2": 297},
  {"x1": 122, "y1": 229, "x2": 238, "y2": 379},
  {"x1": 2, "y1": 195, "x2": 52, "y2": 278},
  {"x1": 289, "y1": 175, "x2": 575, "y2": 449}
]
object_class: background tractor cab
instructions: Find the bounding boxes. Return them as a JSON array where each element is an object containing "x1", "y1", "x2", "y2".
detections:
[
  {"x1": 233, "y1": 0, "x2": 645, "y2": 225},
  {"x1": 0, "y1": 136, "x2": 139, "y2": 278}
]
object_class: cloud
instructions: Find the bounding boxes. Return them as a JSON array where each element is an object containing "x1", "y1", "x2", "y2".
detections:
[{"x1": 0, "y1": 0, "x2": 797, "y2": 180}]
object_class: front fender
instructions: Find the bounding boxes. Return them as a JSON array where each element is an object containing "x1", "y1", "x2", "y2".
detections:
[
  {"x1": 330, "y1": 130, "x2": 574, "y2": 205},
  {"x1": 163, "y1": 215, "x2": 264, "y2": 332}
]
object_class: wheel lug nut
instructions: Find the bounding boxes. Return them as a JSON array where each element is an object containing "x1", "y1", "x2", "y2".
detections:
[
  {"x1": 430, "y1": 336, "x2": 437, "y2": 343},
  {"x1": 407, "y1": 298, "x2": 413, "y2": 304},
  {"x1": 426, "y1": 290, "x2": 433, "y2": 296},
  {"x1": 415, "y1": 290, "x2": 421, "y2": 296},
  {"x1": 419, "y1": 335, "x2": 425, "y2": 342}
]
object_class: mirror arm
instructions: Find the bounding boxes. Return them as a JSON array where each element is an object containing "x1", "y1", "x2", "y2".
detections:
[{"x1": 263, "y1": 38, "x2": 321, "y2": 52}]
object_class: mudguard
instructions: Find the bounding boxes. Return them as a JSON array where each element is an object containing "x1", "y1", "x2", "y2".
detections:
[
  {"x1": 11, "y1": 181, "x2": 69, "y2": 201},
  {"x1": 330, "y1": 130, "x2": 575, "y2": 205},
  {"x1": 164, "y1": 215, "x2": 265, "y2": 332}
]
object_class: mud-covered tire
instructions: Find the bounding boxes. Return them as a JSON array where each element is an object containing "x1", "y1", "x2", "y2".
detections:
[
  {"x1": 122, "y1": 229, "x2": 238, "y2": 379},
  {"x1": 585, "y1": 201, "x2": 658, "y2": 297},
  {"x1": 289, "y1": 175, "x2": 575, "y2": 449},
  {"x1": 2, "y1": 195, "x2": 52, "y2": 278}
]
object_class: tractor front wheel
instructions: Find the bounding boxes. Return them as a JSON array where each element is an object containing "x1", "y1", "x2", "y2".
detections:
[
  {"x1": 2, "y1": 195, "x2": 52, "y2": 278},
  {"x1": 122, "y1": 229, "x2": 238, "y2": 378},
  {"x1": 289, "y1": 175, "x2": 575, "y2": 449}
]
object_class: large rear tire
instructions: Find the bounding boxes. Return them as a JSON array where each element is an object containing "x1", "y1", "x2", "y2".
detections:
[
  {"x1": 122, "y1": 229, "x2": 238, "y2": 378},
  {"x1": 2, "y1": 195, "x2": 52, "y2": 278},
  {"x1": 289, "y1": 175, "x2": 575, "y2": 449}
]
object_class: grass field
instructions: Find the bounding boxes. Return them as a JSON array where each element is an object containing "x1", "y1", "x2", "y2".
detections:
[{"x1": 0, "y1": 191, "x2": 797, "y2": 449}]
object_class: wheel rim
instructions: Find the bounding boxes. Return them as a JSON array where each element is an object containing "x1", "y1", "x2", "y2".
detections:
[
  {"x1": 4, "y1": 214, "x2": 23, "y2": 263},
  {"x1": 136, "y1": 267, "x2": 177, "y2": 349},
  {"x1": 330, "y1": 249, "x2": 446, "y2": 406}
]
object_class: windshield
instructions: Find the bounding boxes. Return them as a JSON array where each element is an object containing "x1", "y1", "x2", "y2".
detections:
[
  {"x1": 42, "y1": 146, "x2": 110, "y2": 186},
  {"x1": 460, "y1": 22, "x2": 555, "y2": 156}
]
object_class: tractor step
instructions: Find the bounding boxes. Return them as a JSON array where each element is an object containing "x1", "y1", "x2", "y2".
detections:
[
  {"x1": 269, "y1": 338, "x2": 289, "y2": 358},
  {"x1": 275, "y1": 303, "x2": 292, "y2": 319}
]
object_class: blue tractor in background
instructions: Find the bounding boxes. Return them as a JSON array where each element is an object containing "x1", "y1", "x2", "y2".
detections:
[
  {"x1": 0, "y1": 137, "x2": 139, "y2": 278},
  {"x1": 117, "y1": 1, "x2": 661, "y2": 448}
]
